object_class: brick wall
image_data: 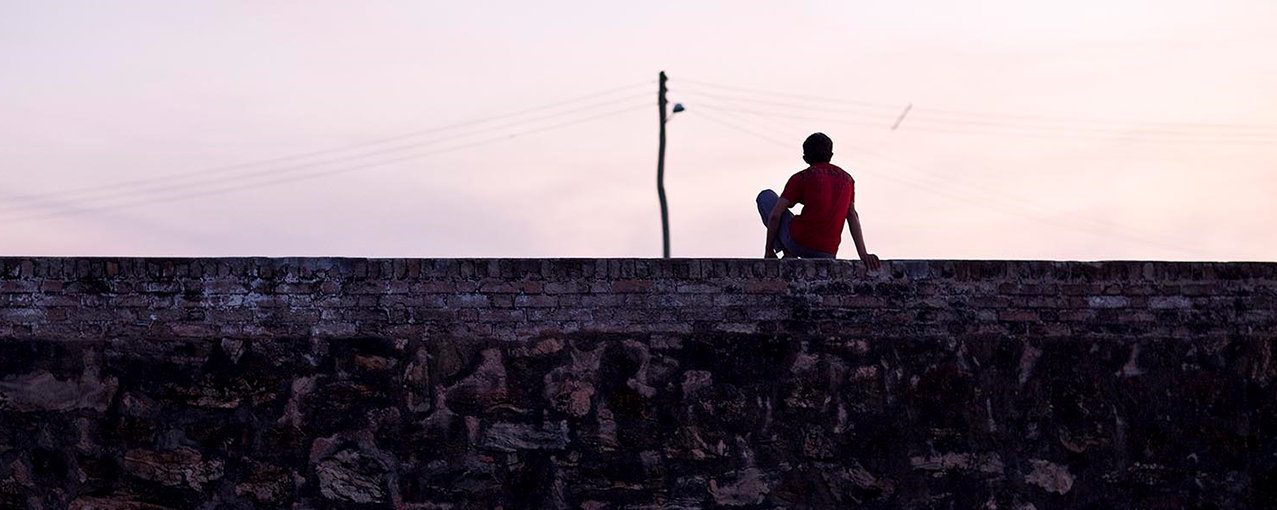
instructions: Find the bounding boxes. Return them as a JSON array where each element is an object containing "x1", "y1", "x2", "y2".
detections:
[{"x1": 1, "y1": 258, "x2": 1275, "y2": 509}]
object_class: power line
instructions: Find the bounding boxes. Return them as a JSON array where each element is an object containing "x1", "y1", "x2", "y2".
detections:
[
  {"x1": 691, "y1": 101, "x2": 896, "y2": 130},
  {"x1": 698, "y1": 105, "x2": 1184, "y2": 244},
  {"x1": 2, "y1": 93, "x2": 651, "y2": 216},
  {"x1": 2, "y1": 81, "x2": 653, "y2": 209},
  {"x1": 676, "y1": 77, "x2": 902, "y2": 111},
  {"x1": 675, "y1": 84, "x2": 901, "y2": 119},
  {"x1": 691, "y1": 102, "x2": 1277, "y2": 145},
  {"x1": 695, "y1": 108, "x2": 795, "y2": 148},
  {"x1": 681, "y1": 89, "x2": 1277, "y2": 140},
  {"x1": 679, "y1": 77, "x2": 1277, "y2": 132},
  {"x1": 1, "y1": 104, "x2": 648, "y2": 225},
  {"x1": 711, "y1": 104, "x2": 1159, "y2": 235},
  {"x1": 693, "y1": 107, "x2": 1211, "y2": 257},
  {"x1": 915, "y1": 104, "x2": 1277, "y2": 132},
  {"x1": 704, "y1": 94, "x2": 1261, "y2": 248},
  {"x1": 680, "y1": 87, "x2": 1277, "y2": 138}
]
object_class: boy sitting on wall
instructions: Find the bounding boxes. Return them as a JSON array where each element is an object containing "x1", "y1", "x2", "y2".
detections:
[{"x1": 756, "y1": 132, "x2": 882, "y2": 271}]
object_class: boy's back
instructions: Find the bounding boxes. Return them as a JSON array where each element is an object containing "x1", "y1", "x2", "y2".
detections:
[{"x1": 781, "y1": 163, "x2": 855, "y2": 256}]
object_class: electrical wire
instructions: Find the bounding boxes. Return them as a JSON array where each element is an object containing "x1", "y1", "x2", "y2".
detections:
[
  {"x1": 0, "y1": 104, "x2": 648, "y2": 225},
  {"x1": 678, "y1": 77, "x2": 1277, "y2": 133},
  {"x1": 690, "y1": 101, "x2": 1277, "y2": 145},
  {"x1": 680, "y1": 88, "x2": 1277, "y2": 141},
  {"x1": 675, "y1": 84, "x2": 901, "y2": 120},
  {"x1": 708, "y1": 104, "x2": 1170, "y2": 237},
  {"x1": 697, "y1": 105, "x2": 1175, "y2": 241},
  {"x1": 700, "y1": 93, "x2": 1266, "y2": 249},
  {"x1": 693, "y1": 107, "x2": 1211, "y2": 257},
  {"x1": 2, "y1": 80, "x2": 654, "y2": 209},
  {"x1": 2, "y1": 93, "x2": 652, "y2": 216},
  {"x1": 676, "y1": 77, "x2": 902, "y2": 111}
]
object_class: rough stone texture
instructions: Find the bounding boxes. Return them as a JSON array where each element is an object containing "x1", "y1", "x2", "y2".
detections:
[{"x1": 0, "y1": 257, "x2": 1275, "y2": 509}]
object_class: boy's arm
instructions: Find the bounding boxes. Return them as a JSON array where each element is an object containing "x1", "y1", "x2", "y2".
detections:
[
  {"x1": 846, "y1": 201, "x2": 882, "y2": 271},
  {"x1": 764, "y1": 197, "x2": 792, "y2": 259}
]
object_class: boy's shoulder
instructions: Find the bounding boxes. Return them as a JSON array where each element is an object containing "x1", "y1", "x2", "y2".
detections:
[
  {"x1": 826, "y1": 163, "x2": 854, "y2": 183},
  {"x1": 804, "y1": 163, "x2": 852, "y2": 180}
]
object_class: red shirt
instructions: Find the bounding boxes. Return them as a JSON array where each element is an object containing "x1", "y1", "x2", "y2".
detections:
[{"x1": 780, "y1": 163, "x2": 855, "y2": 255}]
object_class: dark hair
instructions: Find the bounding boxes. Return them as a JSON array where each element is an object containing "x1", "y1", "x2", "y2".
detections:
[{"x1": 802, "y1": 132, "x2": 833, "y2": 164}]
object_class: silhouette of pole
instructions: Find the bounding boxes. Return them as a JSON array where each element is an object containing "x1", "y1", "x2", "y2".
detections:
[{"x1": 656, "y1": 71, "x2": 670, "y2": 258}]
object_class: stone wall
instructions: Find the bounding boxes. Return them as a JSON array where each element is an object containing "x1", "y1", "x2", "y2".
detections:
[{"x1": 1, "y1": 257, "x2": 1275, "y2": 509}]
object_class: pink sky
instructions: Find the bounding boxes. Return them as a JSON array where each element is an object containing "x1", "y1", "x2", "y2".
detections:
[{"x1": 2, "y1": 0, "x2": 1274, "y2": 260}]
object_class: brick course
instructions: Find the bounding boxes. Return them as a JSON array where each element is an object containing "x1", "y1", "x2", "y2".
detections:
[{"x1": 1, "y1": 258, "x2": 1271, "y2": 342}]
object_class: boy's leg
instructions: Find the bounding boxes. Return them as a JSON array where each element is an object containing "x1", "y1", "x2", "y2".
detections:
[
  {"x1": 756, "y1": 189, "x2": 795, "y2": 253},
  {"x1": 757, "y1": 190, "x2": 834, "y2": 259},
  {"x1": 755, "y1": 189, "x2": 778, "y2": 225}
]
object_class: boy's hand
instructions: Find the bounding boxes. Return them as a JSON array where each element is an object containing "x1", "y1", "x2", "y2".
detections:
[{"x1": 861, "y1": 253, "x2": 882, "y2": 272}]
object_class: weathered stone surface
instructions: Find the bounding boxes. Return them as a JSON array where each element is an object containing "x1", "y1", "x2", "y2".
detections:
[
  {"x1": 122, "y1": 447, "x2": 223, "y2": 492},
  {"x1": 482, "y1": 421, "x2": 570, "y2": 452},
  {"x1": 234, "y1": 461, "x2": 293, "y2": 505},
  {"x1": 315, "y1": 449, "x2": 389, "y2": 504},
  {"x1": 1025, "y1": 459, "x2": 1074, "y2": 495},
  {"x1": 709, "y1": 468, "x2": 770, "y2": 506},
  {"x1": 0, "y1": 369, "x2": 117, "y2": 412},
  {"x1": 442, "y1": 348, "x2": 507, "y2": 414},
  {"x1": 402, "y1": 347, "x2": 432, "y2": 414},
  {"x1": 0, "y1": 257, "x2": 1274, "y2": 509},
  {"x1": 68, "y1": 493, "x2": 180, "y2": 510}
]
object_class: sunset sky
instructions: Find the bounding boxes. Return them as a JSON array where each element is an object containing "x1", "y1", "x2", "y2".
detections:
[{"x1": 2, "y1": 0, "x2": 1274, "y2": 260}]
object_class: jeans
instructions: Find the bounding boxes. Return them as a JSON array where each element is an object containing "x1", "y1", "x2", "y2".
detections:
[{"x1": 756, "y1": 189, "x2": 836, "y2": 259}]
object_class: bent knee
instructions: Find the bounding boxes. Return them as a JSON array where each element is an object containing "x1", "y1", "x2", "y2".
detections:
[{"x1": 756, "y1": 189, "x2": 777, "y2": 204}]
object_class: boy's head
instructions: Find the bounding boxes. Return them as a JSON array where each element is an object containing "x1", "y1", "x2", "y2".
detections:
[{"x1": 802, "y1": 132, "x2": 833, "y2": 165}]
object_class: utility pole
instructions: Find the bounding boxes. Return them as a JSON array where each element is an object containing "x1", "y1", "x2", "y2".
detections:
[{"x1": 656, "y1": 71, "x2": 670, "y2": 258}]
